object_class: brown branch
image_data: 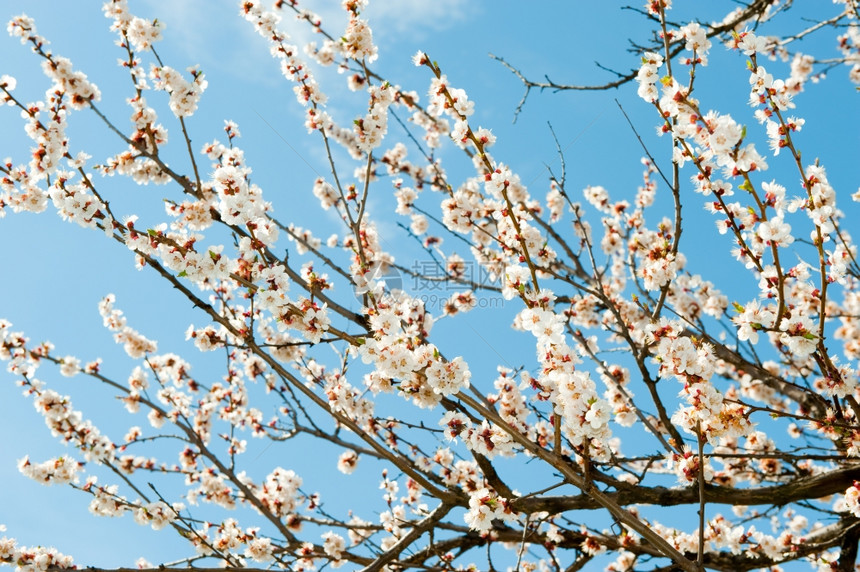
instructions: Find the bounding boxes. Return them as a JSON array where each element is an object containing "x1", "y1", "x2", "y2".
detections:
[
  {"x1": 453, "y1": 394, "x2": 700, "y2": 572},
  {"x1": 837, "y1": 521, "x2": 860, "y2": 572},
  {"x1": 515, "y1": 464, "x2": 860, "y2": 514},
  {"x1": 361, "y1": 503, "x2": 454, "y2": 572},
  {"x1": 490, "y1": 0, "x2": 781, "y2": 116},
  {"x1": 687, "y1": 330, "x2": 830, "y2": 418}
]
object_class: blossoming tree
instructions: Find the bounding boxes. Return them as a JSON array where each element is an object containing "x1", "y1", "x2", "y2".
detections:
[{"x1": 2, "y1": 1, "x2": 860, "y2": 570}]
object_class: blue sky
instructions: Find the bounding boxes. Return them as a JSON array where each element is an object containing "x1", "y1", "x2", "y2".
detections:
[{"x1": 1, "y1": 0, "x2": 859, "y2": 569}]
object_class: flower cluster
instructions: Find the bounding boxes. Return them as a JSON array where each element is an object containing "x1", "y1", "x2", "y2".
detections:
[
  {"x1": 150, "y1": 65, "x2": 207, "y2": 118},
  {"x1": 133, "y1": 500, "x2": 183, "y2": 531},
  {"x1": 8, "y1": 12, "x2": 102, "y2": 110},
  {"x1": 463, "y1": 487, "x2": 518, "y2": 533},
  {"x1": 439, "y1": 411, "x2": 516, "y2": 459},
  {"x1": 650, "y1": 320, "x2": 753, "y2": 443},
  {"x1": 836, "y1": 22, "x2": 860, "y2": 83},
  {"x1": 636, "y1": 52, "x2": 663, "y2": 102},
  {"x1": 667, "y1": 447, "x2": 714, "y2": 484},
  {"x1": 360, "y1": 295, "x2": 471, "y2": 407},
  {"x1": 321, "y1": 531, "x2": 346, "y2": 566},
  {"x1": 98, "y1": 294, "x2": 158, "y2": 358},
  {"x1": 103, "y1": 0, "x2": 164, "y2": 52},
  {"x1": 341, "y1": 4, "x2": 376, "y2": 63},
  {"x1": 845, "y1": 481, "x2": 860, "y2": 518},
  {"x1": 354, "y1": 83, "x2": 394, "y2": 153},
  {"x1": 17, "y1": 455, "x2": 81, "y2": 485},
  {"x1": 0, "y1": 535, "x2": 74, "y2": 572}
]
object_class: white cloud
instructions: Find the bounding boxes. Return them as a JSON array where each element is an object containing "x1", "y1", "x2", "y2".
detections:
[
  {"x1": 140, "y1": 0, "x2": 280, "y2": 85},
  {"x1": 136, "y1": 1, "x2": 477, "y2": 84},
  {"x1": 366, "y1": 0, "x2": 476, "y2": 36}
]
